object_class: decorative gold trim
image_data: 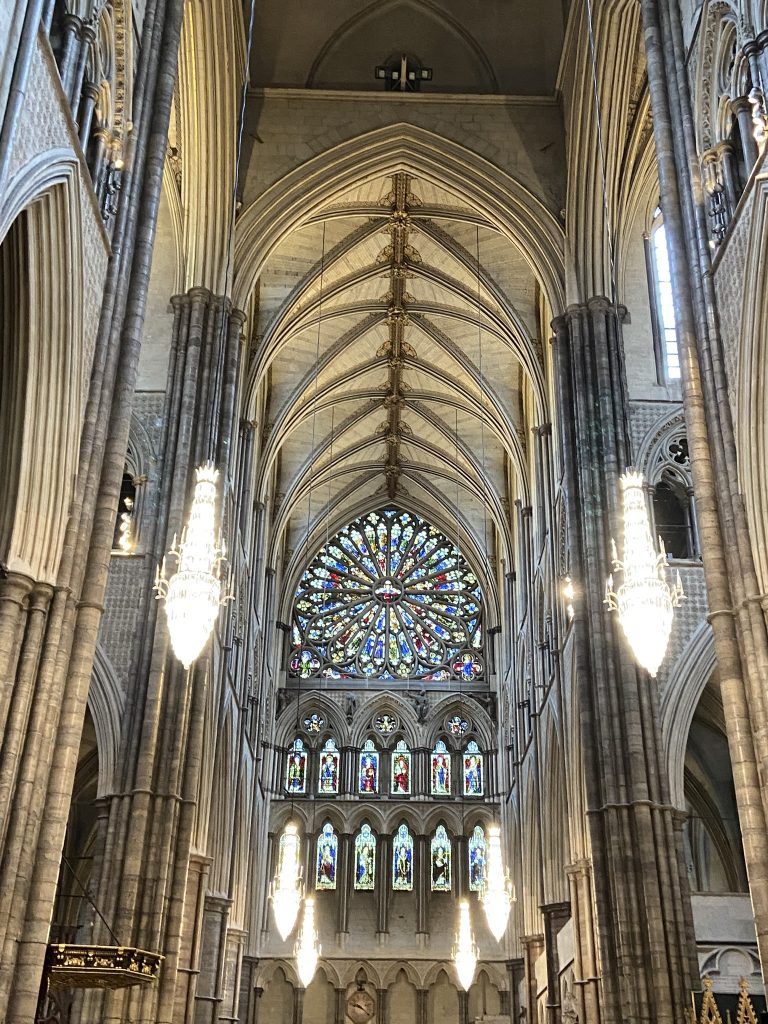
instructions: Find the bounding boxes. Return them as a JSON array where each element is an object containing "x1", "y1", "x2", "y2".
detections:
[{"x1": 46, "y1": 944, "x2": 163, "y2": 991}]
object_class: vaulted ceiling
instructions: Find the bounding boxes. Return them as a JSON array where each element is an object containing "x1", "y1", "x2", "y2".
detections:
[
  {"x1": 252, "y1": 171, "x2": 548, "y2": 586},
  {"x1": 250, "y1": 0, "x2": 566, "y2": 95}
]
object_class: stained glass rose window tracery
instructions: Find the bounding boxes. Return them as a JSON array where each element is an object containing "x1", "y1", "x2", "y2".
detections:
[{"x1": 289, "y1": 509, "x2": 484, "y2": 683}]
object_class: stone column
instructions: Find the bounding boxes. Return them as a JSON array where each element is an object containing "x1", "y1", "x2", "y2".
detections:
[
  {"x1": 376, "y1": 986, "x2": 387, "y2": 1024},
  {"x1": 194, "y1": 894, "x2": 234, "y2": 1024},
  {"x1": 521, "y1": 934, "x2": 545, "y2": 1021},
  {"x1": 337, "y1": 832, "x2": 352, "y2": 939},
  {"x1": 334, "y1": 987, "x2": 346, "y2": 1024},
  {"x1": 416, "y1": 833, "x2": 429, "y2": 937},
  {"x1": 293, "y1": 987, "x2": 304, "y2": 1024},
  {"x1": 77, "y1": 81, "x2": 99, "y2": 150},
  {"x1": 506, "y1": 957, "x2": 525, "y2": 1023},
  {"x1": 458, "y1": 989, "x2": 469, "y2": 1024},
  {"x1": 642, "y1": 0, "x2": 768, "y2": 990},
  {"x1": 55, "y1": 13, "x2": 82, "y2": 95},
  {"x1": 541, "y1": 901, "x2": 571, "y2": 1024},
  {"x1": 732, "y1": 96, "x2": 760, "y2": 170},
  {"x1": 416, "y1": 988, "x2": 428, "y2": 1024},
  {"x1": 377, "y1": 835, "x2": 391, "y2": 937},
  {"x1": 564, "y1": 861, "x2": 600, "y2": 1024},
  {"x1": 0, "y1": 0, "x2": 187, "y2": 1014},
  {"x1": 552, "y1": 298, "x2": 693, "y2": 1022}
]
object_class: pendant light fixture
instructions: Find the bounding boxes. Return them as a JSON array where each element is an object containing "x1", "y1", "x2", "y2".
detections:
[
  {"x1": 270, "y1": 822, "x2": 304, "y2": 940},
  {"x1": 452, "y1": 899, "x2": 479, "y2": 991},
  {"x1": 480, "y1": 823, "x2": 516, "y2": 941},
  {"x1": 294, "y1": 895, "x2": 321, "y2": 987},
  {"x1": 154, "y1": 463, "x2": 228, "y2": 669},
  {"x1": 604, "y1": 470, "x2": 684, "y2": 676}
]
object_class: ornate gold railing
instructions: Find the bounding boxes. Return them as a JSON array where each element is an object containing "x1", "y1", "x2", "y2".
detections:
[{"x1": 45, "y1": 944, "x2": 163, "y2": 991}]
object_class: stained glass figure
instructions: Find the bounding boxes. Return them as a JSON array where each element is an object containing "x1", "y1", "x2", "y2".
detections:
[
  {"x1": 318, "y1": 738, "x2": 340, "y2": 795},
  {"x1": 303, "y1": 713, "x2": 325, "y2": 733},
  {"x1": 392, "y1": 823, "x2": 414, "y2": 891},
  {"x1": 431, "y1": 824, "x2": 452, "y2": 891},
  {"x1": 374, "y1": 713, "x2": 397, "y2": 734},
  {"x1": 285, "y1": 738, "x2": 307, "y2": 794},
  {"x1": 359, "y1": 738, "x2": 379, "y2": 794},
  {"x1": 463, "y1": 741, "x2": 484, "y2": 796},
  {"x1": 289, "y1": 509, "x2": 484, "y2": 682},
  {"x1": 431, "y1": 739, "x2": 451, "y2": 796},
  {"x1": 390, "y1": 739, "x2": 411, "y2": 795},
  {"x1": 315, "y1": 822, "x2": 338, "y2": 890},
  {"x1": 453, "y1": 651, "x2": 483, "y2": 682},
  {"x1": 290, "y1": 649, "x2": 320, "y2": 679},
  {"x1": 354, "y1": 823, "x2": 376, "y2": 890},
  {"x1": 447, "y1": 715, "x2": 469, "y2": 737},
  {"x1": 468, "y1": 825, "x2": 486, "y2": 892}
]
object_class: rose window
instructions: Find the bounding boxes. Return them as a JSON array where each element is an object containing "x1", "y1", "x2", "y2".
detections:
[{"x1": 289, "y1": 509, "x2": 484, "y2": 682}]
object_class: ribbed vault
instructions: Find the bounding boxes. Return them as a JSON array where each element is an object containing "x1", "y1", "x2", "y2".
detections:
[{"x1": 248, "y1": 167, "x2": 552, "y2": 602}]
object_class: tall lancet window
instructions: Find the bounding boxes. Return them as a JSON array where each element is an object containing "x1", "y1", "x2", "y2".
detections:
[
  {"x1": 649, "y1": 210, "x2": 681, "y2": 381},
  {"x1": 289, "y1": 509, "x2": 484, "y2": 684},
  {"x1": 468, "y1": 825, "x2": 486, "y2": 891},
  {"x1": 315, "y1": 822, "x2": 338, "y2": 890},
  {"x1": 354, "y1": 824, "x2": 376, "y2": 891}
]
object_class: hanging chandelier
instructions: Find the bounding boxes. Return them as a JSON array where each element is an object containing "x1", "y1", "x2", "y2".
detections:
[
  {"x1": 294, "y1": 896, "x2": 320, "y2": 988},
  {"x1": 270, "y1": 822, "x2": 304, "y2": 940},
  {"x1": 604, "y1": 470, "x2": 684, "y2": 677},
  {"x1": 452, "y1": 899, "x2": 478, "y2": 992},
  {"x1": 480, "y1": 824, "x2": 515, "y2": 941},
  {"x1": 154, "y1": 463, "x2": 228, "y2": 669}
]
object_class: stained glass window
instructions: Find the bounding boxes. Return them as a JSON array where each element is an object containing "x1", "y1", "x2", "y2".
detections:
[
  {"x1": 318, "y1": 738, "x2": 340, "y2": 795},
  {"x1": 354, "y1": 823, "x2": 376, "y2": 890},
  {"x1": 463, "y1": 740, "x2": 484, "y2": 797},
  {"x1": 315, "y1": 822, "x2": 338, "y2": 890},
  {"x1": 391, "y1": 739, "x2": 411, "y2": 795},
  {"x1": 359, "y1": 738, "x2": 379, "y2": 794},
  {"x1": 303, "y1": 713, "x2": 324, "y2": 733},
  {"x1": 431, "y1": 739, "x2": 451, "y2": 796},
  {"x1": 431, "y1": 824, "x2": 451, "y2": 891},
  {"x1": 468, "y1": 825, "x2": 486, "y2": 892},
  {"x1": 392, "y1": 823, "x2": 414, "y2": 891},
  {"x1": 285, "y1": 738, "x2": 307, "y2": 795},
  {"x1": 289, "y1": 509, "x2": 484, "y2": 682},
  {"x1": 650, "y1": 211, "x2": 681, "y2": 381},
  {"x1": 447, "y1": 715, "x2": 469, "y2": 737}
]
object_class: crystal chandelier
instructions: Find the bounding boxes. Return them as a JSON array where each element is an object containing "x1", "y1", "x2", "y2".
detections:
[
  {"x1": 452, "y1": 899, "x2": 478, "y2": 991},
  {"x1": 294, "y1": 896, "x2": 320, "y2": 987},
  {"x1": 154, "y1": 463, "x2": 228, "y2": 669},
  {"x1": 271, "y1": 822, "x2": 303, "y2": 940},
  {"x1": 604, "y1": 470, "x2": 684, "y2": 677},
  {"x1": 480, "y1": 824, "x2": 515, "y2": 941}
]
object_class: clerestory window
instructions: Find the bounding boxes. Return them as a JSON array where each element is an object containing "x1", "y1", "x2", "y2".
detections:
[{"x1": 649, "y1": 210, "x2": 681, "y2": 382}]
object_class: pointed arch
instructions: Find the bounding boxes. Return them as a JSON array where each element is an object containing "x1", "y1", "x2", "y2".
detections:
[{"x1": 0, "y1": 151, "x2": 86, "y2": 582}]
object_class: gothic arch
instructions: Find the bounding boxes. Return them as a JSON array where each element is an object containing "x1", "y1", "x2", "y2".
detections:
[
  {"x1": 305, "y1": 0, "x2": 498, "y2": 92},
  {"x1": 88, "y1": 644, "x2": 124, "y2": 797},
  {"x1": 0, "y1": 151, "x2": 85, "y2": 583},
  {"x1": 737, "y1": 175, "x2": 768, "y2": 592},
  {"x1": 659, "y1": 621, "x2": 718, "y2": 808}
]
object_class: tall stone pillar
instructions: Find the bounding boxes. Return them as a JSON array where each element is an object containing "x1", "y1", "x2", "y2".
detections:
[
  {"x1": 552, "y1": 298, "x2": 693, "y2": 1022},
  {"x1": 541, "y1": 901, "x2": 570, "y2": 1024},
  {"x1": 83, "y1": 288, "x2": 244, "y2": 1024}
]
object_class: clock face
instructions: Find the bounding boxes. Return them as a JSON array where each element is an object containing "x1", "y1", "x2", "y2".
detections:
[{"x1": 346, "y1": 989, "x2": 375, "y2": 1023}]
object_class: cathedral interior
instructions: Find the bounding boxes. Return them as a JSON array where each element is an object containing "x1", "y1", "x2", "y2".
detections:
[{"x1": 4, "y1": 0, "x2": 768, "y2": 1022}]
